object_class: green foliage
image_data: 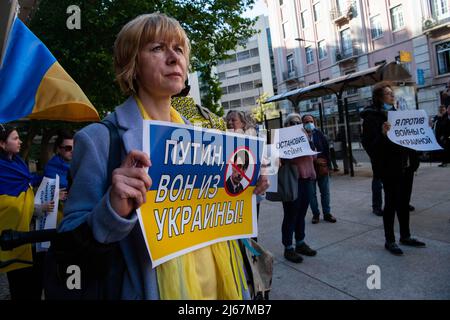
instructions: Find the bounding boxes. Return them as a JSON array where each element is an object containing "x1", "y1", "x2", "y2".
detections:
[
  {"x1": 252, "y1": 92, "x2": 280, "y2": 123},
  {"x1": 29, "y1": 0, "x2": 256, "y2": 116}
]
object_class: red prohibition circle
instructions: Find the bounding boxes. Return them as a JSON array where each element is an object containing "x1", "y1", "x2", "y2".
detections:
[{"x1": 224, "y1": 146, "x2": 256, "y2": 197}]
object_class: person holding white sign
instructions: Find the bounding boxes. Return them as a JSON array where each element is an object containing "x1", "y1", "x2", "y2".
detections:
[
  {"x1": 361, "y1": 82, "x2": 425, "y2": 256},
  {"x1": 279, "y1": 114, "x2": 317, "y2": 264},
  {"x1": 59, "y1": 13, "x2": 269, "y2": 300}
]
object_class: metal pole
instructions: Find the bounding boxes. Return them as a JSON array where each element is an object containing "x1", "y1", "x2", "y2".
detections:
[
  {"x1": 337, "y1": 93, "x2": 349, "y2": 174},
  {"x1": 318, "y1": 102, "x2": 324, "y2": 131},
  {"x1": 314, "y1": 40, "x2": 325, "y2": 131},
  {"x1": 344, "y1": 98, "x2": 354, "y2": 177}
]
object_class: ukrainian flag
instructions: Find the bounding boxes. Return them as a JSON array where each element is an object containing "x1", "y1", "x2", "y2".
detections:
[{"x1": 0, "y1": 17, "x2": 99, "y2": 122}]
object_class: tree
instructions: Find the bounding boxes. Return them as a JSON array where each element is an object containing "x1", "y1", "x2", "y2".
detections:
[
  {"x1": 29, "y1": 0, "x2": 257, "y2": 116},
  {"x1": 252, "y1": 93, "x2": 280, "y2": 124}
]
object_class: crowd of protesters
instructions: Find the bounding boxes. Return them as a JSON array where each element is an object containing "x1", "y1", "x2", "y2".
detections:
[{"x1": 1, "y1": 11, "x2": 448, "y2": 301}]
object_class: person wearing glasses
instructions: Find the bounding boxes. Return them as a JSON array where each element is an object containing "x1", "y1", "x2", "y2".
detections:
[
  {"x1": 361, "y1": 82, "x2": 424, "y2": 256},
  {"x1": 44, "y1": 130, "x2": 74, "y2": 202},
  {"x1": 0, "y1": 124, "x2": 48, "y2": 299}
]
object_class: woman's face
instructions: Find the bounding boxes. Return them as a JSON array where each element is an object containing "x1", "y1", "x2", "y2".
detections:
[
  {"x1": 382, "y1": 87, "x2": 395, "y2": 106},
  {"x1": 0, "y1": 130, "x2": 21, "y2": 155},
  {"x1": 136, "y1": 39, "x2": 187, "y2": 98},
  {"x1": 227, "y1": 113, "x2": 244, "y2": 130}
]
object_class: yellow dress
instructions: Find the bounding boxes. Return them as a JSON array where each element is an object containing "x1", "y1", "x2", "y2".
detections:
[{"x1": 136, "y1": 97, "x2": 247, "y2": 299}]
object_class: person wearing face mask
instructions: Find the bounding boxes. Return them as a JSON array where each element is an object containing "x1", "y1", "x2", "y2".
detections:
[
  {"x1": 302, "y1": 115, "x2": 337, "y2": 224},
  {"x1": 361, "y1": 82, "x2": 425, "y2": 256}
]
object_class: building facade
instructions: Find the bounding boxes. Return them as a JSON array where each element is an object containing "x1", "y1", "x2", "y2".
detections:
[
  {"x1": 216, "y1": 15, "x2": 276, "y2": 114},
  {"x1": 265, "y1": 0, "x2": 450, "y2": 141}
]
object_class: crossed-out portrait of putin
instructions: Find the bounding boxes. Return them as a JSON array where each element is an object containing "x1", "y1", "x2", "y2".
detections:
[{"x1": 226, "y1": 149, "x2": 250, "y2": 195}]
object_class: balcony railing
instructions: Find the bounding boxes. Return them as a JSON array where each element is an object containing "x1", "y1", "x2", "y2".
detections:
[
  {"x1": 330, "y1": 1, "x2": 356, "y2": 23},
  {"x1": 282, "y1": 68, "x2": 298, "y2": 81},
  {"x1": 335, "y1": 46, "x2": 360, "y2": 62},
  {"x1": 422, "y1": 13, "x2": 450, "y2": 31}
]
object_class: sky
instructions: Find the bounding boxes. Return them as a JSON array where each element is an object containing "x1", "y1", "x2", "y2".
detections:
[{"x1": 242, "y1": 0, "x2": 269, "y2": 19}]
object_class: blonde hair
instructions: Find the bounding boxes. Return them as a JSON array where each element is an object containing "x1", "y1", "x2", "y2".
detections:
[{"x1": 114, "y1": 13, "x2": 191, "y2": 95}]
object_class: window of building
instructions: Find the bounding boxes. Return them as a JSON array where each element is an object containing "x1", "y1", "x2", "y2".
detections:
[
  {"x1": 287, "y1": 54, "x2": 295, "y2": 73},
  {"x1": 337, "y1": 0, "x2": 347, "y2": 16},
  {"x1": 300, "y1": 11, "x2": 306, "y2": 28},
  {"x1": 239, "y1": 66, "x2": 252, "y2": 76},
  {"x1": 390, "y1": 5, "x2": 405, "y2": 31},
  {"x1": 305, "y1": 47, "x2": 314, "y2": 64},
  {"x1": 237, "y1": 50, "x2": 250, "y2": 61},
  {"x1": 250, "y1": 48, "x2": 259, "y2": 57},
  {"x1": 432, "y1": 0, "x2": 450, "y2": 18},
  {"x1": 282, "y1": 22, "x2": 287, "y2": 38},
  {"x1": 370, "y1": 15, "x2": 383, "y2": 39},
  {"x1": 226, "y1": 69, "x2": 239, "y2": 78},
  {"x1": 254, "y1": 79, "x2": 263, "y2": 88},
  {"x1": 242, "y1": 97, "x2": 256, "y2": 106},
  {"x1": 221, "y1": 86, "x2": 228, "y2": 94},
  {"x1": 230, "y1": 99, "x2": 241, "y2": 108},
  {"x1": 313, "y1": 2, "x2": 321, "y2": 22},
  {"x1": 218, "y1": 72, "x2": 226, "y2": 80},
  {"x1": 228, "y1": 84, "x2": 240, "y2": 94},
  {"x1": 241, "y1": 81, "x2": 254, "y2": 92},
  {"x1": 340, "y1": 28, "x2": 352, "y2": 56},
  {"x1": 222, "y1": 101, "x2": 229, "y2": 109},
  {"x1": 318, "y1": 40, "x2": 327, "y2": 59},
  {"x1": 252, "y1": 64, "x2": 261, "y2": 73},
  {"x1": 226, "y1": 54, "x2": 237, "y2": 64},
  {"x1": 437, "y1": 41, "x2": 450, "y2": 75}
]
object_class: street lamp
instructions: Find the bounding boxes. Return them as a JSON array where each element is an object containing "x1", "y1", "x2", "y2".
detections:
[{"x1": 295, "y1": 37, "x2": 324, "y2": 131}]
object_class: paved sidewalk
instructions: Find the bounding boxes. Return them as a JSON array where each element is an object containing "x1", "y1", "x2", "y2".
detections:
[
  {"x1": 259, "y1": 162, "x2": 450, "y2": 300},
  {"x1": 1, "y1": 162, "x2": 449, "y2": 300}
]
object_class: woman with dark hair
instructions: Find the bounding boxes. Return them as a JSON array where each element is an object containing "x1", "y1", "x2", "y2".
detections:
[
  {"x1": 361, "y1": 82, "x2": 425, "y2": 255},
  {"x1": 0, "y1": 124, "x2": 48, "y2": 299}
]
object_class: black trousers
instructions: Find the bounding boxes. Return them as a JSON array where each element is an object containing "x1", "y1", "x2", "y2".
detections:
[
  {"x1": 381, "y1": 173, "x2": 411, "y2": 243},
  {"x1": 6, "y1": 264, "x2": 42, "y2": 300}
]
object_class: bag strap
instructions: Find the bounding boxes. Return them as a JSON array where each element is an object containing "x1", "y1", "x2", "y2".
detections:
[{"x1": 98, "y1": 114, "x2": 124, "y2": 187}]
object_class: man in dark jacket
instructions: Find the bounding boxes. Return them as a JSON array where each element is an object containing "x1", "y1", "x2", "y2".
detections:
[
  {"x1": 436, "y1": 105, "x2": 450, "y2": 167},
  {"x1": 361, "y1": 82, "x2": 425, "y2": 255}
]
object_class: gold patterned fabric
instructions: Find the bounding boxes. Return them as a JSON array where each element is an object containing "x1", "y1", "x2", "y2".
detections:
[{"x1": 171, "y1": 97, "x2": 226, "y2": 131}]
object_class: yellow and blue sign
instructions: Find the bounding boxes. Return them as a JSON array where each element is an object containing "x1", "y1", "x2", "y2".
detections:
[
  {"x1": 138, "y1": 121, "x2": 264, "y2": 267},
  {"x1": 0, "y1": 17, "x2": 98, "y2": 122}
]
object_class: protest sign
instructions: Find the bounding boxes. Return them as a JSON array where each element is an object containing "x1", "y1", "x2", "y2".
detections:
[
  {"x1": 34, "y1": 175, "x2": 59, "y2": 252},
  {"x1": 138, "y1": 121, "x2": 264, "y2": 267},
  {"x1": 272, "y1": 124, "x2": 319, "y2": 159},
  {"x1": 387, "y1": 110, "x2": 443, "y2": 151}
]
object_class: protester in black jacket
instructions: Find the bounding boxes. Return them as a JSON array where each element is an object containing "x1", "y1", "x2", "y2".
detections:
[{"x1": 361, "y1": 82, "x2": 425, "y2": 255}]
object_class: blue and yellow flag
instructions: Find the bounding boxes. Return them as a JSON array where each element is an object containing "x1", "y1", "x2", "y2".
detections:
[{"x1": 0, "y1": 17, "x2": 99, "y2": 122}]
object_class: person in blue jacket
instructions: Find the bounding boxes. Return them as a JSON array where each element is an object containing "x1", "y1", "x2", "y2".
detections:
[{"x1": 44, "y1": 130, "x2": 73, "y2": 200}]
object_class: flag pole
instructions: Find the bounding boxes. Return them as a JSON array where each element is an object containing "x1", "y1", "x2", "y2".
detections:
[{"x1": 0, "y1": 0, "x2": 19, "y2": 68}]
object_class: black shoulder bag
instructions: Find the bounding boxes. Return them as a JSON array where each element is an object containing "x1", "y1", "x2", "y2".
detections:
[{"x1": 44, "y1": 119, "x2": 125, "y2": 300}]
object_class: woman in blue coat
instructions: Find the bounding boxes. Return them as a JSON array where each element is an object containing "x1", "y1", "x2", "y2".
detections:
[{"x1": 59, "y1": 13, "x2": 269, "y2": 299}]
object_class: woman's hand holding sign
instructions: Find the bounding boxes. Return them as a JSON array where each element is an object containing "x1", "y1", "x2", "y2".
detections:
[
  {"x1": 110, "y1": 150, "x2": 152, "y2": 217},
  {"x1": 382, "y1": 121, "x2": 391, "y2": 136},
  {"x1": 254, "y1": 175, "x2": 270, "y2": 195}
]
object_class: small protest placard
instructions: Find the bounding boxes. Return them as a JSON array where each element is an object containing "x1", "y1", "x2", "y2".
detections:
[
  {"x1": 387, "y1": 110, "x2": 443, "y2": 151},
  {"x1": 138, "y1": 121, "x2": 264, "y2": 267},
  {"x1": 34, "y1": 175, "x2": 59, "y2": 252},
  {"x1": 272, "y1": 124, "x2": 319, "y2": 159}
]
